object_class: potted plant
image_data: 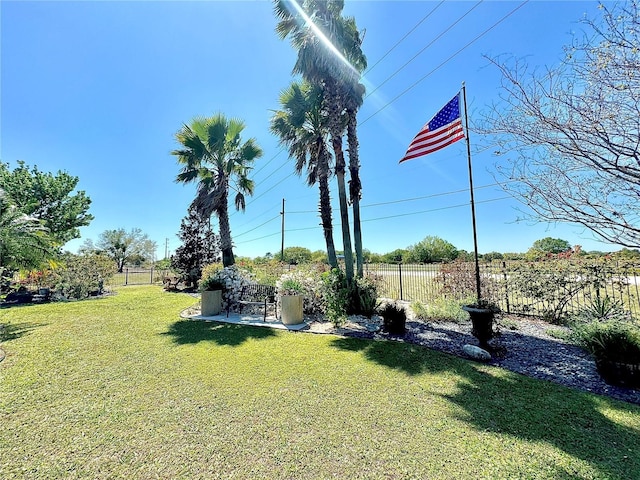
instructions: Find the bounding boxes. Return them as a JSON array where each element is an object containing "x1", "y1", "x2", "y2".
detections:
[
  {"x1": 573, "y1": 320, "x2": 640, "y2": 389},
  {"x1": 278, "y1": 278, "x2": 304, "y2": 325},
  {"x1": 462, "y1": 299, "x2": 500, "y2": 348},
  {"x1": 200, "y1": 277, "x2": 224, "y2": 316},
  {"x1": 380, "y1": 302, "x2": 407, "y2": 335}
]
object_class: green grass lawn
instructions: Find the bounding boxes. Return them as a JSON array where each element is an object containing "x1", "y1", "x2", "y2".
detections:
[{"x1": 1, "y1": 285, "x2": 639, "y2": 479}]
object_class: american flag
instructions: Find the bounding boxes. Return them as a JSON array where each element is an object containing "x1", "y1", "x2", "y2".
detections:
[{"x1": 399, "y1": 93, "x2": 465, "y2": 163}]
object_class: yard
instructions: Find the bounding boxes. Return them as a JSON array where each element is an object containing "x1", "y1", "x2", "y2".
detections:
[{"x1": 1, "y1": 285, "x2": 639, "y2": 479}]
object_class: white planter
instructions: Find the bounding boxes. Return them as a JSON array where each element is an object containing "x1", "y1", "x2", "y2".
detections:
[
  {"x1": 280, "y1": 294, "x2": 304, "y2": 325},
  {"x1": 201, "y1": 290, "x2": 222, "y2": 316}
]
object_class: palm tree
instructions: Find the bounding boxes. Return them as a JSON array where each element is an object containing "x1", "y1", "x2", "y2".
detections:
[
  {"x1": 339, "y1": 15, "x2": 367, "y2": 277},
  {"x1": 275, "y1": 0, "x2": 367, "y2": 280},
  {"x1": 172, "y1": 114, "x2": 262, "y2": 267},
  {"x1": 0, "y1": 189, "x2": 51, "y2": 276},
  {"x1": 271, "y1": 81, "x2": 339, "y2": 268}
]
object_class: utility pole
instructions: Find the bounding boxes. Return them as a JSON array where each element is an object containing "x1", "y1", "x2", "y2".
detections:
[
  {"x1": 164, "y1": 238, "x2": 169, "y2": 259},
  {"x1": 280, "y1": 198, "x2": 285, "y2": 262}
]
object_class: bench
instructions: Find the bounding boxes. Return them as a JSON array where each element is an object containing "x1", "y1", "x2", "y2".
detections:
[
  {"x1": 163, "y1": 276, "x2": 181, "y2": 291},
  {"x1": 233, "y1": 284, "x2": 277, "y2": 321}
]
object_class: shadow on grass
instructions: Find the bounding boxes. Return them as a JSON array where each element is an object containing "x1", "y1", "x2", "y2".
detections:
[
  {"x1": 0, "y1": 321, "x2": 47, "y2": 342},
  {"x1": 163, "y1": 319, "x2": 276, "y2": 347},
  {"x1": 443, "y1": 369, "x2": 640, "y2": 478},
  {"x1": 330, "y1": 335, "x2": 473, "y2": 376},
  {"x1": 331, "y1": 335, "x2": 640, "y2": 478}
]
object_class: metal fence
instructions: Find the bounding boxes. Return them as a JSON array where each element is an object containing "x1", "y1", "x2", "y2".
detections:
[
  {"x1": 106, "y1": 268, "x2": 171, "y2": 286},
  {"x1": 365, "y1": 261, "x2": 640, "y2": 319}
]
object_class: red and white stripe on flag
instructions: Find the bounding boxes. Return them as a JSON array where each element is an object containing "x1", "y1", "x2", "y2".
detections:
[{"x1": 399, "y1": 93, "x2": 465, "y2": 163}]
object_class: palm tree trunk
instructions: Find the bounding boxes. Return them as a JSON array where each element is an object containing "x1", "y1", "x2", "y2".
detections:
[
  {"x1": 333, "y1": 136, "x2": 354, "y2": 282},
  {"x1": 347, "y1": 111, "x2": 364, "y2": 278},
  {"x1": 217, "y1": 201, "x2": 235, "y2": 267},
  {"x1": 318, "y1": 160, "x2": 338, "y2": 268}
]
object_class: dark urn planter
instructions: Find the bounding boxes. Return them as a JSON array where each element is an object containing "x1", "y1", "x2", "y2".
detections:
[
  {"x1": 462, "y1": 305, "x2": 495, "y2": 347},
  {"x1": 595, "y1": 359, "x2": 640, "y2": 389},
  {"x1": 383, "y1": 316, "x2": 406, "y2": 335}
]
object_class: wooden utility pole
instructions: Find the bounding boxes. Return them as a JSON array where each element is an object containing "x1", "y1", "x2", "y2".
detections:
[{"x1": 280, "y1": 198, "x2": 285, "y2": 262}]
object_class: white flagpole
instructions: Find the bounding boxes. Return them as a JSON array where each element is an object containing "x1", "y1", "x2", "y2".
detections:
[{"x1": 461, "y1": 82, "x2": 482, "y2": 303}]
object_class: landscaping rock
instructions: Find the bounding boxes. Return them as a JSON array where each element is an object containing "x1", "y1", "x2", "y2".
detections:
[{"x1": 463, "y1": 344, "x2": 491, "y2": 362}]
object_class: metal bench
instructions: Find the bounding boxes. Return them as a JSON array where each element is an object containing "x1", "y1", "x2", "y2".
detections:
[{"x1": 233, "y1": 284, "x2": 277, "y2": 321}]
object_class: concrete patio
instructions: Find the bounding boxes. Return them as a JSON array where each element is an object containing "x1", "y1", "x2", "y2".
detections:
[{"x1": 186, "y1": 311, "x2": 310, "y2": 331}]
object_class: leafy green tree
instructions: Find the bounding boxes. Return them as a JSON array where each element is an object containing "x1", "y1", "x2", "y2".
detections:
[
  {"x1": 482, "y1": 251, "x2": 504, "y2": 262},
  {"x1": 282, "y1": 246, "x2": 312, "y2": 265},
  {"x1": 171, "y1": 207, "x2": 220, "y2": 286},
  {"x1": 172, "y1": 114, "x2": 262, "y2": 267},
  {"x1": 528, "y1": 237, "x2": 572, "y2": 258},
  {"x1": 270, "y1": 81, "x2": 338, "y2": 268},
  {"x1": 0, "y1": 161, "x2": 93, "y2": 244},
  {"x1": 310, "y1": 249, "x2": 328, "y2": 263},
  {"x1": 0, "y1": 189, "x2": 53, "y2": 282},
  {"x1": 382, "y1": 248, "x2": 409, "y2": 264},
  {"x1": 95, "y1": 228, "x2": 157, "y2": 272},
  {"x1": 363, "y1": 250, "x2": 384, "y2": 263},
  {"x1": 406, "y1": 236, "x2": 459, "y2": 263}
]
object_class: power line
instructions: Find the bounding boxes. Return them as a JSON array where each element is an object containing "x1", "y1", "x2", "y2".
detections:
[
  {"x1": 360, "y1": 0, "x2": 530, "y2": 126},
  {"x1": 365, "y1": 1, "x2": 483, "y2": 100},
  {"x1": 363, "y1": 1, "x2": 445, "y2": 76},
  {"x1": 234, "y1": 214, "x2": 281, "y2": 238},
  {"x1": 287, "y1": 181, "x2": 506, "y2": 214},
  {"x1": 236, "y1": 196, "x2": 511, "y2": 244}
]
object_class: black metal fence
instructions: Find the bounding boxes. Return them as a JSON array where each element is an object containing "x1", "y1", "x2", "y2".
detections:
[
  {"x1": 106, "y1": 268, "x2": 171, "y2": 286},
  {"x1": 365, "y1": 261, "x2": 640, "y2": 319}
]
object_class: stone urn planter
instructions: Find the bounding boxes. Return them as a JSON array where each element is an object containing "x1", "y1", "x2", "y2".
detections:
[
  {"x1": 280, "y1": 294, "x2": 304, "y2": 325},
  {"x1": 462, "y1": 303, "x2": 498, "y2": 348},
  {"x1": 201, "y1": 290, "x2": 222, "y2": 316}
]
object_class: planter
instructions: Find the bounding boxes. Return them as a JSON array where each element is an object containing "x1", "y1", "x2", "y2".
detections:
[
  {"x1": 462, "y1": 305, "x2": 495, "y2": 347},
  {"x1": 201, "y1": 290, "x2": 222, "y2": 316},
  {"x1": 595, "y1": 358, "x2": 640, "y2": 389},
  {"x1": 280, "y1": 294, "x2": 304, "y2": 325}
]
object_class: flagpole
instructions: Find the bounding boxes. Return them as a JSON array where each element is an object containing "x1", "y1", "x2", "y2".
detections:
[{"x1": 461, "y1": 82, "x2": 482, "y2": 303}]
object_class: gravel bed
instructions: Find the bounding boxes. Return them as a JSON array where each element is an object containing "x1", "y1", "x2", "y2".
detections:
[{"x1": 307, "y1": 314, "x2": 640, "y2": 405}]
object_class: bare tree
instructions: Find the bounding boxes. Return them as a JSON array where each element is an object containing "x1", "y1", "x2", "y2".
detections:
[{"x1": 480, "y1": 2, "x2": 640, "y2": 248}]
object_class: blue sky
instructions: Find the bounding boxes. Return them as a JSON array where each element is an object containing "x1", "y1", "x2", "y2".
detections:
[{"x1": 1, "y1": 0, "x2": 617, "y2": 260}]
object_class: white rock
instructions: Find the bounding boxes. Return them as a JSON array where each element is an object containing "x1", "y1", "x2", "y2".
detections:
[{"x1": 463, "y1": 344, "x2": 491, "y2": 362}]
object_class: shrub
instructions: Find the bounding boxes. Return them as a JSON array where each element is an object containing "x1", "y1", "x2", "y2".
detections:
[
  {"x1": 200, "y1": 277, "x2": 225, "y2": 292},
  {"x1": 277, "y1": 267, "x2": 325, "y2": 314},
  {"x1": 322, "y1": 268, "x2": 350, "y2": 326},
  {"x1": 438, "y1": 260, "x2": 497, "y2": 303},
  {"x1": 504, "y1": 258, "x2": 627, "y2": 323},
  {"x1": 571, "y1": 295, "x2": 632, "y2": 324},
  {"x1": 200, "y1": 263, "x2": 223, "y2": 285},
  {"x1": 203, "y1": 265, "x2": 254, "y2": 312},
  {"x1": 351, "y1": 274, "x2": 381, "y2": 318},
  {"x1": 51, "y1": 253, "x2": 116, "y2": 300},
  {"x1": 573, "y1": 320, "x2": 640, "y2": 364},
  {"x1": 380, "y1": 302, "x2": 407, "y2": 335}
]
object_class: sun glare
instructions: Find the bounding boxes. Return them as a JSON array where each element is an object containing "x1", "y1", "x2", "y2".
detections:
[{"x1": 288, "y1": 0, "x2": 360, "y2": 77}]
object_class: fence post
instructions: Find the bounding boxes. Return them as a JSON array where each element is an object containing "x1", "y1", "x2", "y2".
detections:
[
  {"x1": 502, "y1": 261, "x2": 510, "y2": 314},
  {"x1": 398, "y1": 263, "x2": 403, "y2": 301},
  {"x1": 125, "y1": 268, "x2": 129, "y2": 286},
  {"x1": 150, "y1": 267, "x2": 154, "y2": 284}
]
